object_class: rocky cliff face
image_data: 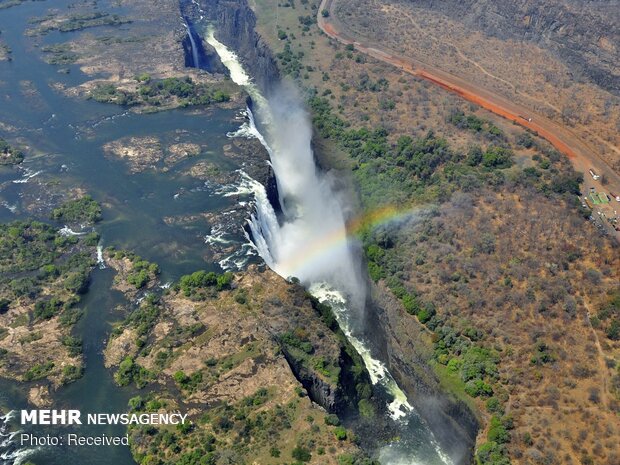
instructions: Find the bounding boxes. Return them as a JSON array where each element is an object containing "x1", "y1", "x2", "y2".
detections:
[
  {"x1": 368, "y1": 283, "x2": 480, "y2": 465},
  {"x1": 181, "y1": 29, "x2": 229, "y2": 74},
  {"x1": 197, "y1": 0, "x2": 281, "y2": 95},
  {"x1": 403, "y1": 0, "x2": 619, "y2": 95}
]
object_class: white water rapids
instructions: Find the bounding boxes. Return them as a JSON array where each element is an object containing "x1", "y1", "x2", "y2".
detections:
[{"x1": 206, "y1": 26, "x2": 453, "y2": 465}]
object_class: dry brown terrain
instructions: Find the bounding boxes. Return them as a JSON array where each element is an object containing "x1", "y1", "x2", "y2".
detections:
[
  {"x1": 106, "y1": 264, "x2": 370, "y2": 465},
  {"x1": 318, "y1": 0, "x2": 620, "y2": 240},
  {"x1": 373, "y1": 189, "x2": 620, "y2": 464},
  {"x1": 331, "y1": 0, "x2": 620, "y2": 175},
  {"x1": 244, "y1": 0, "x2": 620, "y2": 463}
]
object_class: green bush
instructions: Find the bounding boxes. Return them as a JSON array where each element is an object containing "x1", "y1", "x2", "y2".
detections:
[
  {"x1": 334, "y1": 426, "x2": 347, "y2": 440},
  {"x1": 61, "y1": 335, "x2": 83, "y2": 356},
  {"x1": 358, "y1": 398, "x2": 375, "y2": 418},
  {"x1": 476, "y1": 442, "x2": 510, "y2": 465},
  {"x1": 292, "y1": 446, "x2": 311, "y2": 462},
  {"x1": 24, "y1": 361, "x2": 55, "y2": 381},
  {"x1": 115, "y1": 357, "x2": 151, "y2": 388},
  {"x1": 464, "y1": 379, "x2": 493, "y2": 397},
  {"x1": 324, "y1": 414, "x2": 340, "y2": 426},
  {"x1": 128, "y1": 396, "x2": 144, "y2": 411},
  {"x1": 64, "y1": 270, "x2": 90, "y2": 294},
  {"x1": 0, "y1": 137, "x2": 24, "y2": 165},
  {"x1": 33, "y1": 297, "x2": 63, "y2": 320},
  {"x1": 487, "y1": 416, "x2": 510, "y2": 444},
  {"x1": 61, "y1": 364, "x2": 83, "y2": 383},
  {"x1": 485, "y1": 397, "x2": 504, "y2": 415}
]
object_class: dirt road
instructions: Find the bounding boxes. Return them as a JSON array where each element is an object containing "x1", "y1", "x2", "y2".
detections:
[{"x1": 318, "y1": 0, "x2": 620, "y2": 239}]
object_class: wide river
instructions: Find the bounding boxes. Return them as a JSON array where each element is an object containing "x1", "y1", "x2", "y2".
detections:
[{"x1": 0, "y1": 0, "x2": 253, "y2": 463}]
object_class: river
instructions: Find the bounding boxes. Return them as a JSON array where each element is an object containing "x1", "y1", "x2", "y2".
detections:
[{"x1": 0, "y1": 0, "x2": 258, "y2": 463}]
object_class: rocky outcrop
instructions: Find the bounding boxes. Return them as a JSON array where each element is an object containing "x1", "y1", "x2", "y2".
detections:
[
  {"x1": 197, "y1": 0, "x2": 280, "y2": 95},
  {"x1": 280, "y1": 347, "x2": 345, "y2": 412},
  {"x1": 108, "y1": 267, "x2": 367, "y2": 464}
]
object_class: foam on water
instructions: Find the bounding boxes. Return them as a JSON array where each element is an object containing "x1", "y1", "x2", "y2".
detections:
[
  {"x1": 97, "y1": 244, "x2": 106, "y2": 269},
  {"x1": 59, "y1": 226, "x2": 88, "y2": 236},
  {"x1": 12, "y1": 169, "x2": 41, "y2": 184},
  {"x1": 207, "y1": 24, "x2": 453, "y2": 465}
]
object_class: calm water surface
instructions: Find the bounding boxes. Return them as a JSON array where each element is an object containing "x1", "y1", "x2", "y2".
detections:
[{"x1": 0, "y1": 1, "x2": 250, "y2": 463}]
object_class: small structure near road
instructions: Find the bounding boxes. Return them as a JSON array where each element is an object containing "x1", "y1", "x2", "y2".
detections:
[{"x1": 590, "y1": 192, "x2": 609, "y2": 205}]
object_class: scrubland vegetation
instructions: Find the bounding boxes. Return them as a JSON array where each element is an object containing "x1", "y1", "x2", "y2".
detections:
[
  {"x1": 247, "y1": 1, "x2": 620, "y2": 462},
  {"x1": 105, "y1": 267, "x2": 378, "y2": 465}
]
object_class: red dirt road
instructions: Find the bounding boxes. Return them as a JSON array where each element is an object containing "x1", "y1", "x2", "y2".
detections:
[{"x1": 317, "y1": 0, "x2": 620, "y2": 239}]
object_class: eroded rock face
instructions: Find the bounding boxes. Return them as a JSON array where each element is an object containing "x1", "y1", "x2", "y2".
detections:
[
  {"x1": 193, "y1": 0, "x2": 281, "y2": 95},
  {"x1": 370, "y1": 283, "x2": 479, "y2": 465},
  {"x1": 402, "y1": 0, "x2": 619, "y2": 95}
]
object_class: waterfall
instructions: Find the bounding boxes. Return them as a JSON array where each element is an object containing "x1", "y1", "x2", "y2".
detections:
[
  {"x1": 97, "y1": 243, "x2": 106, "y2": 269},
  {"x1": 183, "y1": 19, "x2": 200, "y2": 69},
  {"x1": 206, "y1": 26, "x2": 454, "y2": 465}
]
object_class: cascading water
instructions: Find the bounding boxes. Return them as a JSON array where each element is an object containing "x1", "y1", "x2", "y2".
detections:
[
  {"x1": 0, "y1": 411, "x2": 35, "y2": 465},
  {"x1": 205, "y1": 25, "x2": 454, "y2": 465},
  {"x1": 183, "y1": 19, "x2": 201, "y2": 68}
]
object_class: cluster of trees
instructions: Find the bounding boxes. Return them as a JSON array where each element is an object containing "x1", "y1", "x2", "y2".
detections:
[
  {"x1": 0, "y1": 137, "x2": 24, "y2": 165},
  {"x1": 0, "y1": 218, "x2": 96, "y2": 320},
  {"x1": 594, "y1": 290, "x2": 620, "y2": 340},
  {"x1": 91, "y1": 76, "x2": 230, "y2": 108},
  {"x1": 107, "y1": 248, "x2": 160, "y2": 289},
  {"x1": 126, "y1": 294, "x2": 161, "y2": 337},
  {"x1": 50, "y1": 195, "x2": 102, "y2": 223},
  {"x1": 175, "y1": 270, "x2": 233, "y2": 299},
  {"x1": 23, "y1": 361, "x2": 55, "y2": 381},
  {"x1": 448, "y1": 110, "x2": 505, "y2": 141},
  {"x1": 127, "y1": 259, "x2": 160, "y2": 289},
  {"x1": 280, "y1": 329, "x2": 314, "y2": 354},
  {"x1": 309, "y1": 97, "x2": 520, "y2": 208},
  {"x1": 173, "y1": 370, "x2": 203, "y2": 392},
  {"x1": 115, "y1": 356, "x2": 151, "y2": 388},
  {"x1": 276, "y1": 43, "x2": 306, "y2": 78},
  {"x1": 129, "y1": 387, "x2": 301, "y2": 465},
  {"x1": 41, "y1": 43, "x2": 78, "y2": 65},
  {"x1": 477, "y1": 415, "x2": 514, "y2": 465},
  {"x1": 139, "y1": 77, "x2": 230, "y2": 105}
]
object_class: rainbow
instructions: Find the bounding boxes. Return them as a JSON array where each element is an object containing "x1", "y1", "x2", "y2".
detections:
[{"x1": 277, "y1": 204, "x2": 423, "y2": 277}]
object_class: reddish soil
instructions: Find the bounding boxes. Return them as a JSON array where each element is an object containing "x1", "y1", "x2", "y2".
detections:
[{"x1": 318, "y1": 0, "x2": 620, "y2": 239}]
